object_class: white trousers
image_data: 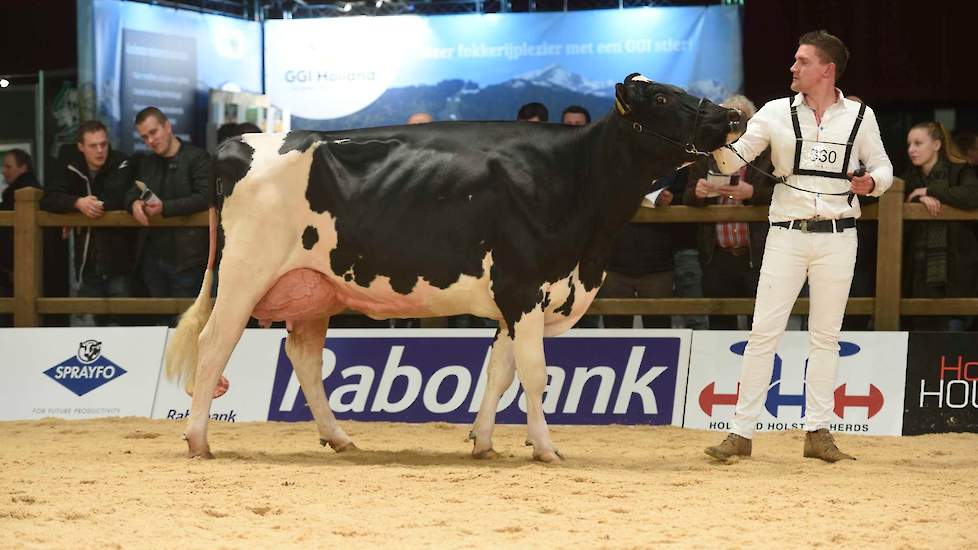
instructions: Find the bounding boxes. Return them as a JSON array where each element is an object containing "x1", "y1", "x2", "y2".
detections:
[{"x1": 732, "y1": 225, "x2": 857, "y2": 438}]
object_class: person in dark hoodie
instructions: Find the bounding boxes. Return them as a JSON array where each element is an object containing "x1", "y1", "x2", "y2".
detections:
[
  {"x1": 41, "y1": 120, "x2": 135, "y2": 325},
  {"x1": 1, "y1": 148, "x2": 41, "y2": 299}
]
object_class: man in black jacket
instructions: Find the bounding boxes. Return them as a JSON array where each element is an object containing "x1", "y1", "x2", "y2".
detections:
[
  {"x1": 1, "y1": 149, "x2": 41, "y2": 300},
  {"x1": 41, "y1": 120, "x2": 135, "y2": 325},
  {"x1": 125, "y1": 107, "x2": 211, "y2": 304}
]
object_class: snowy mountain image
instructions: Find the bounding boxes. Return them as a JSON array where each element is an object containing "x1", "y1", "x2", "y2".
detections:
[{"x1": 293, "y1": 66, "x2": 615, "y2": 131}]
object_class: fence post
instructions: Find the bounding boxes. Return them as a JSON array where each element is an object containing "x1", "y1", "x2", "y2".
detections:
[
  {"x1": 874, "y1": 178, "x2": 904, "y2": 330},
  {"x1": 13, "y1": 187, "x2": 43, "y2": 327}
]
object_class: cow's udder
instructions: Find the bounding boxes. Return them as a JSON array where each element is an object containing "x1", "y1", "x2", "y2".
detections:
[{"x1": 252, "y1": 269, "x2": 339, "y2": 325}]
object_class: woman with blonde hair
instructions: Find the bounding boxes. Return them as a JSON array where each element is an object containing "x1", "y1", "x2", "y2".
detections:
[{"x1": 904, "y1": 121, "x2": 978, "y2": 330}]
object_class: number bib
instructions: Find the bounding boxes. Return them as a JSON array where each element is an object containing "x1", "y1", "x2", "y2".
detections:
[
  {"x1": 788, "y1": 101, "x2": 866, "y2": 180},
  {"x1": 798, "y1": 139, "x2": 847, "y2": 173}
]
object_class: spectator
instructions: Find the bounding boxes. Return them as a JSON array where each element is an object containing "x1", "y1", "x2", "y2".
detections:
[
  {"x1": 516, "y1": 102, "x2": 548, "y2": 122},
  {"x1": 903, "y1": 121, "x2": 978, "y2": 331},
  {"x1": 125, "y1": 107, "x2": 211, "y2": 318},
  {"x1": 561, "y1": 105, "x2": 590, "y2": 126},
  {"x1": 406, "y1": 112, "x2": 434, "y2": 125},
  {"x1": 668, "y1": 166, "x2": 707, "y2": 330},
  {"x1": 953, "y1": 129, "x2": 978, "y2": 168},
  {"x1": 599, "y1": 179, "x2": 675, "y2": 329},
  {"x1": 685, "y1": 94, "x2": 777, "y2": 330},
  {"x1": 0, "y1": 149, "x2": 41, "y2": 298},
  {"x1": 41, "y1": 120, "x2": 136, "y2": 326}
]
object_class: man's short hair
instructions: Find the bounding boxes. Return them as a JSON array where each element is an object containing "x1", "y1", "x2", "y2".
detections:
[
  {"x1": 4, "y1": 148, "x2": 34, "y2": 173},
  {"x1": 799, "y1": 30, "x2": 850, "y2": 80},
  {"x1": 135, "y1": 106, "x2": 168, "y2": 127},
  {"x1": 561, "y1": 105, "x2": 591, "y2": 124},
  {"x1": 76, "y1": 120, "x2": 108, "y2": 143},
  {"x1": 517, "y1": 102, "x2": 549, "y2": 122}
]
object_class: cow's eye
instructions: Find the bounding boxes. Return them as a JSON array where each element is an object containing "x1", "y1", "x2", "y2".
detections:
[{"x1": 655, "y1": 95, "x2": 668, "y2": 105}]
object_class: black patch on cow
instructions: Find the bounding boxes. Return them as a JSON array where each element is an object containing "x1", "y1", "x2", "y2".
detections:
[
  {"x1": 554, "y1": 276, "x2": 576, "y2": 317},
  {"x1": 284, "y1": 84, "x2": 735, "y2": 338},
  {"x1": 213, "y1": 137, "x2": 255, "y2": 198},
  {"x1": 301, "y1": 226, "x2": 319, "y2": 250},
  {"x1": 278, "y1": 131, "x2": 322, "y2": 155},
  {"x1": 541, "y1": 291, "x2": 551, "y2": 310}
]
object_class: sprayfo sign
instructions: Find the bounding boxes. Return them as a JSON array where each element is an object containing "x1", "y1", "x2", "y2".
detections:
[
  {"x1": 267, "y1": 329, "x2": 690, "y2": 425},
  {"x1": 684, "y1": 331, "x2": 908, "y2": 436}
]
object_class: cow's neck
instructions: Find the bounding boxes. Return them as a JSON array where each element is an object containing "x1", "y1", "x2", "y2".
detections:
[{"x1": 573, "y1": 114, "x2": 686, "y2": 290}]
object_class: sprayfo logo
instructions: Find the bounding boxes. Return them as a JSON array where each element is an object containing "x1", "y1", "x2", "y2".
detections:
[
  {"x1": 697, "y1": 340, "x2": 883, "y2": 419},
  {"x1": 43, "y1": 340, "x2": 127, "y2": 397}
]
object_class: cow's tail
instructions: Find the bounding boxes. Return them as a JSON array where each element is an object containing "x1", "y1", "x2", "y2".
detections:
[{"x1": 163, "y1": 207, "x2": 218, "y2": 392}]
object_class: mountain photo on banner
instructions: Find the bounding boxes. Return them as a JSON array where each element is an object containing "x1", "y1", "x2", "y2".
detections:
[{"x1": 264, "y1": 7, "x2": 742, "y2": 130}]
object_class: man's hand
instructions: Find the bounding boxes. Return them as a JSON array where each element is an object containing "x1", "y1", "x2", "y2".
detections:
[
  {"x1": 920, "y1": 195, "x2": 942, "y2": 217},
  {"x1": 74, "y1": 195, "x2": 105, "y2": 218},
  {"x1": 906, "y1": 187, "x2": 928, "y2": 202},
  {"x1": 717, "y1": 181, "x2": 754, "y2": 201},
  {"x1": 132, "y1": 199, "x2": 150, "y2": 226},
  {"x1": 655, "y1": 188, "x2": 674, "y2": 207},
  {"x1": 143, "y1": 200, "x2": 163, "y2": 218},
  {"x1": 849, "y1": 171, "x2": 876, "y2": 195},
  {"x1": 694, "y1": 178, "x2": 712, "y2": 199}
]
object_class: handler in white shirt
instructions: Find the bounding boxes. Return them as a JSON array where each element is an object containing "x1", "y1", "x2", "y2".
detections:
[{"x1": 705, "y1": 30, "x2": 893, "y2": 463}]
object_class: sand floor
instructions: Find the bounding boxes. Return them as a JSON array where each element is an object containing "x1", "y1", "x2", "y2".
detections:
[{"x1": 1, "y1": 417, "x2": 976, "y2": 549}]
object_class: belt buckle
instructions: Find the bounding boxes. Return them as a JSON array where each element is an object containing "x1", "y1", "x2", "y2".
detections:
[{"x1": 798, "y1": 219, "x2": 809, "y2": 232}]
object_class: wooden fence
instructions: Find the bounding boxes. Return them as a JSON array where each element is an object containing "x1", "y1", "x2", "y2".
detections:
[{"x1": 3, "y1": 179, "x2": 978, "y2": 329}]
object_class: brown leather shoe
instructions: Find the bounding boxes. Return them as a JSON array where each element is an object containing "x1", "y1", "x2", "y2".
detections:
[
  {"x1": 804, "y1": 429, "x2": 856, "y2": 462},
  {"x1": 705, "y1": 432, "x2": 752, "y2": 461}
]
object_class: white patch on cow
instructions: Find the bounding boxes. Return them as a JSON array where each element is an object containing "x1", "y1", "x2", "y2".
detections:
[
  {"x1": 631, "y1": 74, "x2": 652, "y2": 83},
  {"x1": 332, "y1": 139, "x2": 351, "y2": 144}
]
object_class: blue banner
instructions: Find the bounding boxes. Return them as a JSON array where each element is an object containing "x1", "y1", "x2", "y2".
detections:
[
  {"x1": 264, "y1": 7, "x2": 742, "y2": 129},
  {"x1": 92, "y1": 0, "x2": 262, "y2": 150},
  {"x1": 267, "y1": 333, "x2": 686, "y2": 425}
]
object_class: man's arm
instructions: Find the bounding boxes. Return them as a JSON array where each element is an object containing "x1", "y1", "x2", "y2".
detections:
[
  {"x1": 162, "y1": 149, "x2": 211, "y2": 217},
  {"x1": 39, "y1": 167, "x2": 81, "y2": 213},
  {"x1": 859, "y1": 107, "x2": 894, "y2": 197},
  {"x1": 712, "y1": 102, "x2": 774, "y2": 175}
]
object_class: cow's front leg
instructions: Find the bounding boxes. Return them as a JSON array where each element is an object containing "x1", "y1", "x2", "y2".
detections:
[
  {"x1": 469, "y1": 325, "x2": 515, "y2": 459},
  {"x1": 285, "y1": 316, "x2": 356, "y2": 452},
  {"x1": 512, "y1": 309, "x2": 562, "y2": 463}
]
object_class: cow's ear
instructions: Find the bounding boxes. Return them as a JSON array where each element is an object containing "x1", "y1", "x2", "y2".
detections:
[{"x1": 614, "y1": 83, "x2": 632, "y2": 116}]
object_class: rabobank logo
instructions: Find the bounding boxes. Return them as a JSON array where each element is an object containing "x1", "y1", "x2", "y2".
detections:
[
  {"x1": 267, "y1": 336, "x2": 682, "y2": 425},
  {"x1": 43, "y1": 340, "x2": 127, "y2": 396}
]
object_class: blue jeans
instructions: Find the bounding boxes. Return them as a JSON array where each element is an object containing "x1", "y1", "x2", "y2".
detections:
[
  {"x1": 74, "y1": 272, "x2": 132, "y2": 326},
  {"x1": 142, "y1": 254, "x2": 205, "y2": 299},
  {"x1": 142, "y1": 254, "x2": 205, "y2": 326},
  {"x1": 672, "y1": 248, "x2": 708, "y2": 330}
]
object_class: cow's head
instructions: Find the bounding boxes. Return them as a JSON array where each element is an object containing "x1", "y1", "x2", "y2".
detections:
[{"x1": 614, "y1": 73, "x2": 742, "y2": 160}]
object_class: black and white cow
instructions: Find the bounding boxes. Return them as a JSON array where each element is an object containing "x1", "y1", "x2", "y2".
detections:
[{"x1": 165, "y1": 74, "x2": 741, "y2": 461}]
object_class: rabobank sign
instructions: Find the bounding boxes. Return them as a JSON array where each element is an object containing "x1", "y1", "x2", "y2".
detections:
[{"x1": 267, "y1": 334, "x2": 688, "y2": 425}]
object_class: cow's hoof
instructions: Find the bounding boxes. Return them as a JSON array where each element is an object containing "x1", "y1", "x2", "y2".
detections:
[
  {"x1": 322, "y1": 439, "x2": 359, "y2": 453},
  {"x1": 472, "y1": 448, "x2": 499, "y2": 460},
  {"x1": 189, "y1": 450, "x2": 215, "y2": 460},
  {"x1": 532, "y1": 450, "x2": 564, "y2": 464}
]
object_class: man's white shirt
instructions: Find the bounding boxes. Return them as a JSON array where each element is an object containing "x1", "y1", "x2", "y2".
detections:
[{"x1": 713, "y1": 89, "x2": 893, "y2": 222}]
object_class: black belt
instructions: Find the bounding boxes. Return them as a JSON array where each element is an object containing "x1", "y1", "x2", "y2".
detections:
[{"x1": 771, "y1": 217, "x2": 855, "y2": 233}]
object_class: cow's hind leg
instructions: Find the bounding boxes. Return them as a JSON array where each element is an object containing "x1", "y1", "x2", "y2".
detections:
[
  {"x1": 183, "y1": 262, "x2": 278, "y2": 458},
  {"x1": 469, "y1": 325, "x2": 515, "y2": 459},
  {"x1": 285, "y1": 316, "x2": 356, "y2": 452},
  {"x1": 512, "y1": 309, "x2": 562, "y2": 463}
]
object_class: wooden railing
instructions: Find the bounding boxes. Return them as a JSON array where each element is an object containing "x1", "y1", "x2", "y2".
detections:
[{"x1": 4, "y1": 179, "x2": 978, "y2": 329}]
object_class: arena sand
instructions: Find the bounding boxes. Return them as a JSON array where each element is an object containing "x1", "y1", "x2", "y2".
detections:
[{"x1": 2, "y1": 417, "x2": 976, "y2": 549}]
